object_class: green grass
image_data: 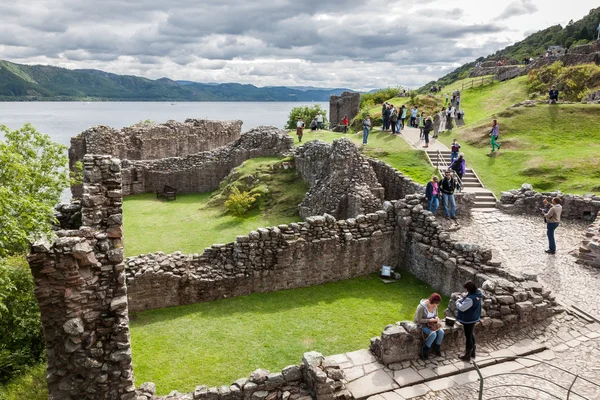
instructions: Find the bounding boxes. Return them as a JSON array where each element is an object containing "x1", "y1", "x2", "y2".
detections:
[
  {"x1": 438, "y1": 104, "x2": 600, "y2": 195},
  {"x1": 0, "y1": 363, "x2": 48, "y2": 400},
  {"x1": 289, "y1": 130, "x2": 436, "y2": 184},
  {"x1": 123, "y1": 157, "x2": 307, "y2": 256},
  {"x1": 130, "y1": 273, "x2": 449, "y2": 395}
]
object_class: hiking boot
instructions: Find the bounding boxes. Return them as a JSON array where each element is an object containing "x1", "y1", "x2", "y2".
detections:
[
  {"x1": 459, "y1": 351, "x2": 472, "y2": 361},
  {"x1": 421, "y1": 345, "x2": 430, "y2": 360},
  {"x1": 433, "y1": 344, "x2": 442, "y2": 357}
]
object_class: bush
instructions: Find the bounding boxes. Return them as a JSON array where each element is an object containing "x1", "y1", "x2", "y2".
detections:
[
  {"x1": 527, "y1": 61, "x2": 600, "y2": 101},
  {"x1": 0, "y1": 255, "x2": 44, "y2": 383},
  {"x1": 224, "y1": 187, "x2": 260, "y2": 217},
  {"x1": 360, "y1": 88, "x2": 403, "y2": 108},
  {"x1": 285, "y1": 105, "x2": 328, "y2": 130},
  {"x1": 0, "y1": 363, "x2": 47, "y2": 400}
]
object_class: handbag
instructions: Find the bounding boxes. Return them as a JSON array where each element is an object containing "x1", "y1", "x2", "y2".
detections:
[{"x1": 427, "y1": 320, "x2": 442, "y2": 331}]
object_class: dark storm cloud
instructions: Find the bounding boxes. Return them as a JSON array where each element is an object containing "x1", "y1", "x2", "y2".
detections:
[{"x1": 498, "y1": 0, "x2": 538, "y2": 19}]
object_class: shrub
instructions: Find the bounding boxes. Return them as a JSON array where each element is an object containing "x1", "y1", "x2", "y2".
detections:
[
  {"x1": 527, "y1": 61, "x2": 600, "y2": 101},
  {"x1": 285, "y1": 105, "x2": 328, "y2": 130},
  {"x1": 0, "y1": 255, "x2": 44, "y2": 383},
  {"x1": 224, "y1": 187, "x2": 260, "y2": 217},
  {"x1": 360, "y1": 88, "x2": 402, "y2": 109}
]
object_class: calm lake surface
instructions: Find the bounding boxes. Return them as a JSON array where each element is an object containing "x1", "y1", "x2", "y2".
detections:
[{"x1": 0, "y1": 101, "x2": 329, "y2": 147}]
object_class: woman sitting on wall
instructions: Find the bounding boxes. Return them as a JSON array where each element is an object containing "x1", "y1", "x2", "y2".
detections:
[{"x1": 414, "y1": 293, "x2": 445, "y2": 360}]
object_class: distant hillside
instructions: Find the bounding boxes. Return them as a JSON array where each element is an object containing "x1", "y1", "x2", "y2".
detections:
[
  {"x1": 0, "y1": 60, "x2": 354, "y2": 101},
  {"x1": 420, "y1": 7, "x2": 600, "y2": 90}
]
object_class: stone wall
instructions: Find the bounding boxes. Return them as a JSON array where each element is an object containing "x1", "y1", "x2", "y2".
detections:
[
  {"x1": 573, "y1": 211, "x2": 600, "y2": 268},
  {"x1": 135, "y1": 351, "x2": 349, "y2": 400},
  {"x1": 125, "y1": 206, "x2": 398, "y2": 312},
  {"x1": 497, "y1": 184, "x2": 600, "y2": 222},
  {"x1": 28, "y1": 155, "x2": 135, "y2": 400},
  {"x1": 329, "y1": 92, "x2": 360, "y2": 132},
  {"x1": 121, "y1": 126, "x2": 294, "y2": 196},
  {"x1": 53, "y1": 201, "x2": 82, "y2": 230},
  {"x1": 295, "y1": 139, "x2": 385, "y2": 220},
  {"x1": 370, "y1": 194, "x2": 559, "y2": 364}
]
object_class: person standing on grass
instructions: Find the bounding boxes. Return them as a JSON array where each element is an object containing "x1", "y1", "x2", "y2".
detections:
[
  {"x1": 390, "y1": 107, "x2": 398, "y2": 134},
  {"x1": 362, "y1": 115, "x2": 371, "y2": 145},
  {"x1": 445, "y1": 94, "x2": 449, "y2": 105},
  {"x1": 316, "y1": 112, "x2": 324, "y2": 130},
  {"x1": 456, "y1": 281, "x2": 482, "y2": 361},
  {"x1": 400, "y1": 105, "x2": 407, "y2": 129},
  {"x1": 414, "y1": 293, "x2": 445, "y2": 360},
  {"x1": 382, "y1": 104, "x2": 391, "y2": 131},
  {"x1": 489, "y1": 119, "x2": 501, "y2": 154},
  {"x1": 296, "y1": 117, "x2": 305, "y2": 142},
  {"x1": 423, "y1": 116, "x2": 433, "y2": 148},
  {"x1": 542, "y1": 197, "x2": 562, "y2": 254},
  {"x1": 549, "y1": 85, "x2": 559, "y2": 104},
  {"x1": 425, "y1": 175, "x2": 440, "y2": 213},
  {"x1": 440, "y1": 170, "x2": 457, "y2": 220},
  {"x1": 342, "y1": 115, "x2": 349, "y2": 133},
  {"x1": 310, "y1": 117, "x2": 317, "y2": 131},
  {"x1": 450, "y1": 138, "x2": 461, "y2": 164}
]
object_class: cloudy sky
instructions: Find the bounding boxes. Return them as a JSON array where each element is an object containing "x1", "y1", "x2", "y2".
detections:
[{"x1": 0, "y1": 0, "x2": 597, "y2": 90}]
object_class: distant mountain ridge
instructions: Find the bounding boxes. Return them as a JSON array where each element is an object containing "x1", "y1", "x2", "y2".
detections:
[{"x1": 0, "y1": 59, "x2": 356, "y2": 101}]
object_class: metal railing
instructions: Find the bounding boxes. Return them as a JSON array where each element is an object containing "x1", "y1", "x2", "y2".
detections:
[
  {"x1": 435, "y1": 149, "x2": 462, "y2": 192},
  {"x1": 472, "y1": 356, "x2": 600, "y2": 400}
]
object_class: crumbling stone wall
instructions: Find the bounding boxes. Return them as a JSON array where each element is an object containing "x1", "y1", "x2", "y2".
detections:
[
  {"x1": 121, "y1": 126, "x2": 294, "y2": 195},
  {"x1": 295, "y1": 139, "x2": 385, "y2": 220},
  {"x1": 370, "y1": 193, "x2": 559, "y2": 365},
  {"x1": 574, "y1": 211, "x2": 600, "y2": 268},
  {"x1": 497, "y1": 184, "x2": 600, "y2": 221},
  {"x1": 329, "y1": 92, "x2": 360, "y2": 132},
  {"x1": 125, "y1": 206, "x2": 398, "y2": 312},
  {"x1": 28, "y1": 155, "x2": 135, "y2": 400},
  {"x1": 69, "y1": 119, "x2": 243, "y2": 196}
]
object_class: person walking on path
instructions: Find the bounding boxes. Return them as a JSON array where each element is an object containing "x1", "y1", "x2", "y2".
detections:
[
  {"x1": 422, "y1": 116, "x2": 433, "y2": 148},
  {"x1": 410, "y1": 106, "x2": 419, "y2": 128},
  {"x1": 440, "y1": 170, "x2": 457, "y2": 219},
  {"x1": 542, "y1": 197, "x2": 562, "y2": 254},
  {"x1": 439, "y1": 107, "x2": 447, "y2": 134},
  {"x1": 425, "y1": 175, "x2": 440, "y2": 214},
  {"x1": 489, "y1": 119, "x2": 501, "y2": 154},
  {"x1": 316, "y1": 112, "x2": 324, "y2": 130},
  {"x1": 446, "y1": 106, "x2": 455, "y2": 131},
  {"x1": 400, "y1": 105, "x2": 407, "y2": 129},
  {"x1": 390, "y1": 107, "x2": 398, "y2": 134},
  {"x1": 433, "y1": 111, "x2": 441, "y2": 138},
  {"x1": 450, "y1": 138, "x2": 461, "y2": 164},
  {"x1": 414, "y1": 293, "x2": 445, "y2": 360},
  {"x1": 450, "y1": 152, "x2": 466, "y2": 191},
  {"x1": 296, "y1": 117, "x2": 305, "y2": 142},
  {"x1": 362, "y1": 116, "x2": 371, "y2": 145},
  {"x1": 418, "y1": 112, "x2": 425, "y2": 139},
  {"x1": 456, "y1": 281, "x2": 482, "y2": 361},
  {"x1": 445, "y1": 93, "x2": 449, "y2": 105},
  {"x1": 342, "y1": 115, "x2": 349, "y2": 133}
]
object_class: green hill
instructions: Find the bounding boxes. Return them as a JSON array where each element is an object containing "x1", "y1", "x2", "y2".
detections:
[{"x1": 0, "y1": 60, "x2": 353, "y2": 101}]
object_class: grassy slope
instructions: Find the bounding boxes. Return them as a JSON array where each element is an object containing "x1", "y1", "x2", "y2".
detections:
[
  {"x1": 0, "y1": 363, "x2": 47, "y2": 400},
  {"x1": 130, "y1": 273, "x2": 449, "y2": 395},
  {"x1": 438, "y1": 104, "x2": 600, "y2": 195},
  {"x1": 290, "y1": 130, "x2": 436, "y2": 185},
  {"x1": 123, "y1": 157, "x2": 307, "y2": 256}
]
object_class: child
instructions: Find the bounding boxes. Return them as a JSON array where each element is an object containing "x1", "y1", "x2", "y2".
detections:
[
  {"x1": 296, "y1": 117, "x2": 305, "y2": 142},
  {"x1": 450, "y1": 139, "x2": 461, "y2": 164}
]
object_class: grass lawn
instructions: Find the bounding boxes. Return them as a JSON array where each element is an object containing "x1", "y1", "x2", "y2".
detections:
[
  {"x1": 123, "y1": 157, "x2": 307, "y2": 256},
  {"x1": 438, "y1": 103, "x2": 600, "y2": 195},
  {"x1": 289, "y1": 130, "x2": 436, "y2": 184},
  {"x1": 0, "y1": 363, "x2": 48, "y2": 400},
  {"x1": 130, "y1": 273, "x2": 449, "y2": 395}
]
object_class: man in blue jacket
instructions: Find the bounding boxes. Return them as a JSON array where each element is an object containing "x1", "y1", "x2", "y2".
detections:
[
  {"x1": 456, "y1": 281, "x2": 482, "y2": 360},
  {"x1": 549, "y1": 85, "x2": 559, "y2": 104}
]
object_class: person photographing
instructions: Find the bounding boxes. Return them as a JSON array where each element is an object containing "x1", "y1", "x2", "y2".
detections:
[{"x1": 542, "y1": 197, "x2": 562, "y2": 254}]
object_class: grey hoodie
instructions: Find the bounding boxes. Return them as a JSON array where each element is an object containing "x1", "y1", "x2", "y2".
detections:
[{"x1": 414, "y1": 299, "x2": 438, "y2": 325}]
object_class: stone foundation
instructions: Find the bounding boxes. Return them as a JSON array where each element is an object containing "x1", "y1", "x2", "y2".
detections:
[
  {"x1": 497, "y1": 184, "x2": 600, "y2": 221},
  {"x1": 573, "y1": 211, "x2": 600, "y2": 268}
]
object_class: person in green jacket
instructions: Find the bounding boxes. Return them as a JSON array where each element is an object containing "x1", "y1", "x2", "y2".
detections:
[{"x1": 418, "y1": 112, "x2": 425, "y2": 139}]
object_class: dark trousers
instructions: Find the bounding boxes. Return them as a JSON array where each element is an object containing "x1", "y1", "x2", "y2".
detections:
[
  {"x1": 547, "y1": 222, "x2": 559, "y2": 252},
  {"x1": 391, "y1": 121, "x2": 397, "y2": 133},
  {"x1": 410, "y1": 116, "x2": 416, "y2": 127},
  {"x1": 463, "y1": 323, "x2": 476, "y2": 351}
]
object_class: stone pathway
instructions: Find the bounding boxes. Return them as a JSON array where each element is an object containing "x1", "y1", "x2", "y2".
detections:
[
  {"x1": 329, "y1": 313, "x2": 600, "y2": 400},
  {"x1": 396, "y1": 126, "x2": 447, "y2": 152},
  {"x1": 451, "y1": 210, "x2": 600, "y2": 317}
]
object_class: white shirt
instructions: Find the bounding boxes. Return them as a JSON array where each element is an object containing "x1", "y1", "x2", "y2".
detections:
[
  {"x1": 297, "y1": 121, "x2": 304, "y2": 128},
  {"x1": 316, "y1": 114, "x2": 323, "y2": 122},
  {"x1": 449, "y1": 107, "x2": 456, "y2": 118}
]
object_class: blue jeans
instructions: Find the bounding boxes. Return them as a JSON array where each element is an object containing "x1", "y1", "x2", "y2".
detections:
[
  {"x1": 442, "y1": 193, "x2": 456, "y2": 217},
  {"x1": 428, "y1": 196, "x2": 439, "y2": 214},
  {"x1": 317, "y1": 122, "x2": 323, "y2": 130},
  {"x1": 363, "y1": 128, "x2": 369, "y2": 144},
  {"x1": 450, "y1": 151, "x2": 458, "y2": 164},
  {"x1": 547, "y1": 222, "x2": 559, "y2": 252},
  {"x1": 396, "y1": 120, "x2": 401, "y2": 132},
  {"x1": 423, "y1": 327, "x2": 444, "y2": 348}
]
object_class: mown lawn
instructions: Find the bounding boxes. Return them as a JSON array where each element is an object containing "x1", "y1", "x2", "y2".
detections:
[
  {"x1": 438, "y1": 103, "x2": 600, "y2": 195},
  {"x1": 123, "y1": 157, "x2": 307, "y2": 256},
  {"x1": 0, "y1": 363, "x2": 48, "y2": 400},
  {"x1": 130, "y1": 273, "x2": 449, "y2": 395},
  {"x1": 289, "y1": 129, "x2": 436, "y2": 184}
]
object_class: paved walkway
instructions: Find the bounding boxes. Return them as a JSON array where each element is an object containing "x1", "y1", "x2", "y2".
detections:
[{"x1": 396, "y1": 126, "x2": 447, "y2": 152}]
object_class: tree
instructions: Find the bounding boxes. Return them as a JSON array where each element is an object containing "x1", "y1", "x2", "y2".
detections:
[
  {"x1": 0, "y1": 124, "x2": 69, "y2": 257},
  {"x1": 285, "y1": 104, "x2": 328, "y2": 130}
]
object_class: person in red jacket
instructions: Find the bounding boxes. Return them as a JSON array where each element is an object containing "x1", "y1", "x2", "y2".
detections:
[{"x1": 342, "y1": 115, "x2": 349, "y2": 133}]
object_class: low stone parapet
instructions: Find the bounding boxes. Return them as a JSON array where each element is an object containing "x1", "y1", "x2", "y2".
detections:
[{"x1": 574, "y1": 211, "x2": 600, "y2": 268}]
